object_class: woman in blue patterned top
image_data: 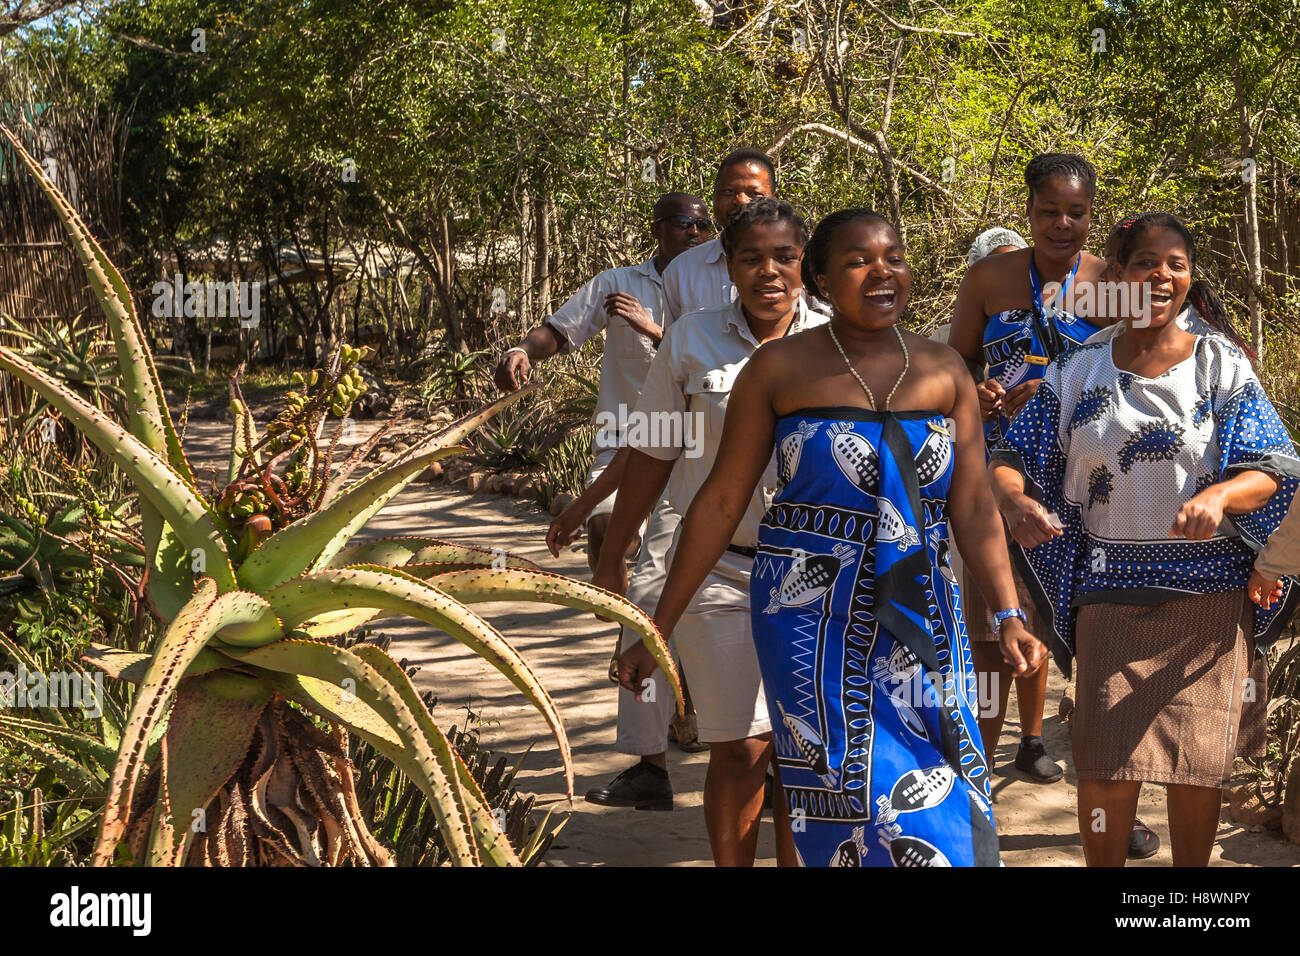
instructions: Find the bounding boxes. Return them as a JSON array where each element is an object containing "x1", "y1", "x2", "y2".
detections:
[
  {"x1": 949, "y1": 154, "x2": 1113, "y2": 791},
  {"x1": 989, "y1": 211, "x2": 1300, "y2": 867}
]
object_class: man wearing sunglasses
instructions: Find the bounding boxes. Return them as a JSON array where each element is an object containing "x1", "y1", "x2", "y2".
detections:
[
  {"x1": 494, "y1": 194, "x2": 711, "y2": 558},
  {"x1": 494, "y1": 191, "x2": 711, "y2": 403}
]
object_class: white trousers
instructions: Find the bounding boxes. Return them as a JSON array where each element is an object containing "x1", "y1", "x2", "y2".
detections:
[
  {"x1": 614, "y1": 499, "x2": 681, "y2": 754},
  {"x1": 670, "y1": 549, "x2": 770, "y2": 743}
]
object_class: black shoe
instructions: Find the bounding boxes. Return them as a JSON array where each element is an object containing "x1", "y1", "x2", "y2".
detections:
[
  {"x1": 1129, "y1": 819, "x2": 1160, "y2": 859},
  {"x1": 1013, "y1": 737, "x2": 1064, "y2": 783},
  {"x1": 584, "y1": 761, "x2": 673, "y2": 811}
]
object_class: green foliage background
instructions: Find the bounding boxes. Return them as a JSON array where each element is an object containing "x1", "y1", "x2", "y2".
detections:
[{"x1": 6, "y1": 0, "x2": 1300, "y2": 371}]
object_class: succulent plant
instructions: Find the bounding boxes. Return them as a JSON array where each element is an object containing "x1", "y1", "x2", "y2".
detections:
[{"x1": 0, "y1": 122, "x2": 683, "y2": 866}]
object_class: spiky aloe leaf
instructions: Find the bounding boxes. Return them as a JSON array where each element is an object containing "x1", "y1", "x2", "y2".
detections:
[
  {"x1": 236, "y1": 385, "x2": 538, "y2": 592},
  {"x1": 289, "y1": 605, "x2": 385, "y2": 639},
  {"x1": 0, "y1": 123, "x2": 200, "y2": 618},
  {"x1": 0, "y1": 124, "x2": 191, "y2": 481},
  {"x1": 407, "y1": 542, "x2": 539, "y2": 569},
  {"x1": 261, "y1": 565, "x2": 573, "y2": 796},
  {"x1": 0, "y1": 713, "x2": 116, "y2": 772},
  {"x1": 329, "y1": 536, "x2": 539, "y2": 571},
  {"x1": 269, "y1": 667, "x2": 512, "y2": 865},
  {"x1": 257, "y1": 672, "x2": 401, "y2": 747},
  {"x1": 427, "y1": 568, "x2": 684, "y2": 718},
  {"x1": 0, "y1": 348, "x2": 236, "y2": 595},
  {"x1": 213, "y1": 638, "x2": 479, "y2": 865},
  {"x1": 141, "y1": 516, "x2": 196, "y2": 620},
  {"x1": 348, "y1": 643, "x2": 519, "y2": 866},
  {"x1": 208, "y1": 591, "x2": 283, "y2": 647},
  {"x1": 92, "y1": 580, "x2": 268, "y2": 865},
  {"x1": 303, "y1": 541, "x2": 539, "y2": 637},
  {"x1": 448, "y1": 742, "x2": 523, "y2": 867},
  {"x1": 276, "y1": 684, "x2": 454, "y2": 862},
  {"x1": 149, "y1": 671, "x2": 272, "y2": 866},
  {"x1": 93, "y1": 579, "x2": 218, "y2": 864},
  {"x1": 232, "y1": 443, "x2": 467, "y2": 592},
  {"x1": 80, "y1": 643, "x2": 234, "y2": 683}
]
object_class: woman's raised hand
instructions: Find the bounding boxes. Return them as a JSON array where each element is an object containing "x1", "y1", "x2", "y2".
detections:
[
  {"x1": 976, "y1": 379, "x2": 1004, "y2": 422},
  {"x1": 1003, "y1": 492, "x2": 1063, "y2": 548}
]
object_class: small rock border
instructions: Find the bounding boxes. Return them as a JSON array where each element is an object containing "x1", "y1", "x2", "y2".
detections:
[{"x1": 423, "y1": 457, "x2": 577, "y2": 518}]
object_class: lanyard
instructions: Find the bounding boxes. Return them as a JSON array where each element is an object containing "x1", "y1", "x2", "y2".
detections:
[{"x1": 1028, "y1": 251, "x2": 1080, "y2": 360}]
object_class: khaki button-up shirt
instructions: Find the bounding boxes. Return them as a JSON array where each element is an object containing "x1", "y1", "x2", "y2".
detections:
[{"x1": 630, "y1": 297, "x2": 828, "y2": 547}]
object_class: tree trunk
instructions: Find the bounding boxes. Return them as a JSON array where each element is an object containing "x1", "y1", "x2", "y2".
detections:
[
  {"x1": 1276, "y1": 158, "x2": 1289, "y2": 288},
  {"x1": 1234, "y1": 56, "x2": 1265, "y2": 363},
  {"x1": 621, "y1": 0, "x2": 633, "y2": 248},
  {"x1": 518, "y1": 185, "x2": 534, "y2": 332},
  {"x1": 438, "y1": 210, "x2": 464, "y2": 352},
  {"x1": 868, "y1": 130, "x2": 905, "y2": 245},
  {"x1": 534, "y1": 195, "x2": 551, "y2": 317}
]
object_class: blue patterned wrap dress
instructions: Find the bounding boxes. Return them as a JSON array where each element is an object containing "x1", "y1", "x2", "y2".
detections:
[
  {"x1": 750, "y1": 407, "x2": 999, "y2": 867},
  {"x1": 982, "y1": 306, "x2": 1101, "y2": 447}
]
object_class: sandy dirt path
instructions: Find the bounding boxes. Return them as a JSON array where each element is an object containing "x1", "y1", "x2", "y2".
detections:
[{"x1": 181, "y1": 415, "x2": 1300, "y2": 867}]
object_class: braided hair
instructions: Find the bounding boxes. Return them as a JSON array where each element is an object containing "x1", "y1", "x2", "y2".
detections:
[
  {"x1": 1113, "y1": 211, "x2": 1252, "y2": 356},
  {"x1": 720, "y1": 197, "x2": 808, "y2": 257},
  {"x1": 1103, "y1": 215, "x2": 1140, "y2": 262},
  {"x1": 1024, "y1": 153, "x2": 1098, "y2": 203},
  {"x1": 800, "y1": 208, "x2": 896, "y2": 298}
]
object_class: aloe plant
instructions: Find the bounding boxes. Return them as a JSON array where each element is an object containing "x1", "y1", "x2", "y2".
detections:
[{"x1": 0, "y1": 123, "x2": 683, "y2": 866}]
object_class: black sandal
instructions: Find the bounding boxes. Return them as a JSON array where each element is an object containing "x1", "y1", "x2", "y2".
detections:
[{"x1": 1128, "y1": 819, "x2": 1160, "y2": 859}]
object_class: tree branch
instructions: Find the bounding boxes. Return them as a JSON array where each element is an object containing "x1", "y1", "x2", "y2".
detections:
[
  {"x1": 860, "y1": 0, "x2": 976, "y2": 38},
  {"x1": 0, "y1": 0, "x2": 79, "y2": 38},
  {"x1": 768, "y1": 122, "x2": 977, "y2": 217}
]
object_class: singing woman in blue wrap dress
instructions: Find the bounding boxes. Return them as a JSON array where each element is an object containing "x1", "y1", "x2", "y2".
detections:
[{"x1": 620, "y1": 208, "x2": 1047, "y2": 866}]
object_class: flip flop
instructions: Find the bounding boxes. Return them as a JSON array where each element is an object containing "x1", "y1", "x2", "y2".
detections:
[{"x1": 1129, "y1": 819, "x2": 1160, "y2": 859}]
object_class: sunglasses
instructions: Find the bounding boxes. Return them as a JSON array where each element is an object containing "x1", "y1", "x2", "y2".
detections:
[{"x1": 655, "y1": 215, "x2": 715, "y2": 233}]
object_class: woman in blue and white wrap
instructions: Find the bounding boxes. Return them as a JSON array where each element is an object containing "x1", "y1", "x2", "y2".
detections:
[
  {"x1": 989, "y1": 212, "x2": 1300, "y2": 867},
  {"x1": 620, "y1": 207, "x2": 1047, "y2": 867},
  {"x1": 949, "y1": 154, "x2": 1114, "y2": 787}
]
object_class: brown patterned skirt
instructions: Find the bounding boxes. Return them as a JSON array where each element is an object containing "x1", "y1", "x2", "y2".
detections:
[{"x1": 1071, "y1": 590, "x2": 1267, "y2": 788}]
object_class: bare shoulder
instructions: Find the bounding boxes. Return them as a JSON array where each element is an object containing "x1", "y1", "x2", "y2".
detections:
[
  {"x1": 967, "y1": 246, "x2": 1029, "y2": 287},
  {"x1": 901, "y1": 329, "x2": 967, "y2": 379},
  {"x1": 756, "y1": 323, "x2": 827, "y2": 365},
  {"x1": 1078, "y1": 251, "x2": 1108, "y2": 282}
]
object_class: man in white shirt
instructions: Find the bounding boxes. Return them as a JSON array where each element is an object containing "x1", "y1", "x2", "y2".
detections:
[
  {"x1": 661, "y1": 148, "x2": 777, "y2": 323},
  {"x1": 493, "y1": 192, "x2": 711, "y2": 569},
  {"x1": 582, "y1": 158, "x2": 784, "y2": 812},
  {"x1": 493, "y1": 193, "x2": 711, "y2": 813},
  {"x1": 597, "y1": 198, "x2": 826, "y2": 864}
]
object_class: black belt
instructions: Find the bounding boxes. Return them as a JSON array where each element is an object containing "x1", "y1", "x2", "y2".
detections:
[{"x1": 727, "y1": 544, "x2": 757, "y2": 559}]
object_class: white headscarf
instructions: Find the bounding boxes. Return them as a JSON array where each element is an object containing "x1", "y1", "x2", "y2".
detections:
[{"x1": 967, "y1": 228, "x2": 1028, "y2": 266}]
